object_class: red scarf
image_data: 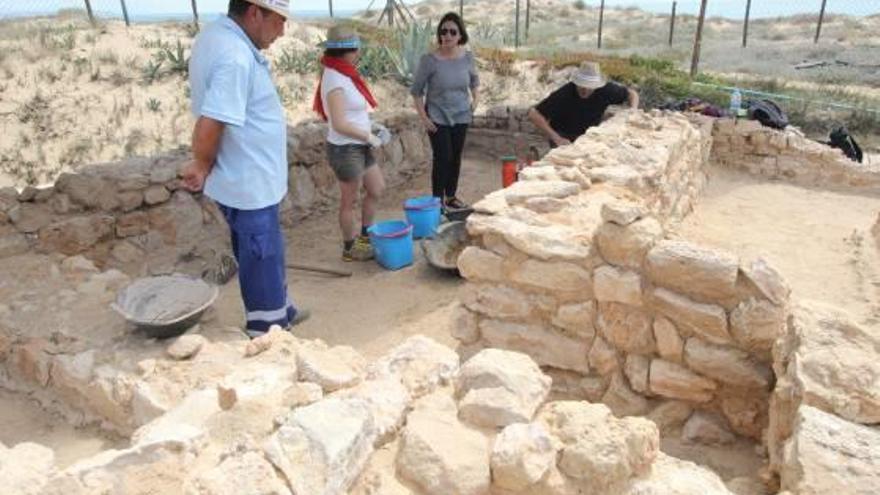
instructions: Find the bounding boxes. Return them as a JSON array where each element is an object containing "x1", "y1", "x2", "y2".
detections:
[{"x1": 312, "y1": 56, "x2": 378, "y2": 121}]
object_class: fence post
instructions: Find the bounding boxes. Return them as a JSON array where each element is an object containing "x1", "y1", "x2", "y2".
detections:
[
  {"x1": 742, "y1": 0, "x2": 751, "y2": 47},
  {"x1": 459, "y1": 0, "x2": 463, "y2": 18},
  {"x1": 525, "y1": 0, "x2": 530, "y2": 42},
  {"x1": 690, "y1": 0, "x2": 708, "y2": 78},
  {"x1": 814, "y1": 0, "x2": 827, "y2": 43},
  {"x1": 83, "y1": 0, "x2": 96, "y2": 26},
  {"x1": 515, "y1": 0, "x2": 520, "y2": 48},
  {"x1": 119, "y1": 0, "x2": 130, "y2": 27},
  {"x1": 329, "y1": 0, "x2": 334, "y2": 17},
  {"x1": 191, "y1": 0, "x2": 199, "y2": 30},
  {"x1": 597, "y1": 0, "x2": 605, "y2": 49},
  {"x1": 668, "y1": 1, "x2": 676, "y2": 46}
]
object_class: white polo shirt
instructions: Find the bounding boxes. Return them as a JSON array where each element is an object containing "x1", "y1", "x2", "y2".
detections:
[{"x1": 189, "y1": 16, "x2": 287, "y2": 210}]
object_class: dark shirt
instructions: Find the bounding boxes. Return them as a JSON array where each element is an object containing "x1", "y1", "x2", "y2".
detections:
[{"x1": 535, "y1": 82, "x2": 629, "y2": 141}]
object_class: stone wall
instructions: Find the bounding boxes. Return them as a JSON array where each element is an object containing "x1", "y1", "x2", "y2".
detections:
[
  {"x1": 711, "y1": 118, "x2": 880, "y2": 189},
  {"x1": 0, "y1": 114, "x2": 430, "y2": 273},
  {"x1": 455, "y1": 110, "x2": 786, "y2": 444}
]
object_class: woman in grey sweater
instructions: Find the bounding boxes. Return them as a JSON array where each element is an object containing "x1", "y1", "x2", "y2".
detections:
[{"x1": 410, "y1": 12, "x2": 480, "y2": 210}]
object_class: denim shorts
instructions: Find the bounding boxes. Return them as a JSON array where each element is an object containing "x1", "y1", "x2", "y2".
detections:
[{"x1": 326, "y1": 143, "x2": 376, "y2": 182}]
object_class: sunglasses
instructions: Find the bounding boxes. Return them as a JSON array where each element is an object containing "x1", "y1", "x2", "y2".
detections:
[{"x1": 440, "y1": 28, "x2": 459, "y2": 36}]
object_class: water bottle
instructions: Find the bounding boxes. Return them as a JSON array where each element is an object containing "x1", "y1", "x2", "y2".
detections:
[{"x1": 729, "y1": 89, "x2": 742, "y2": 118}]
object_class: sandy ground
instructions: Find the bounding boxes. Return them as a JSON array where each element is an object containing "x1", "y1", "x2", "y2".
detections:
[{"x1": 674, "y1": 166, "x2": 880, "y2": 329}]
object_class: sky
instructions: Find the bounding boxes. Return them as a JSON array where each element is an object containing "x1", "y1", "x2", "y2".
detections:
[{"x1": 1, "y1": 0, "x2": 876, "y2": 20}]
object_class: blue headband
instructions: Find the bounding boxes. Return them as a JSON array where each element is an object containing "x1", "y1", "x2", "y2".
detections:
[{"x1": 324, "y1": 37, "x2": 361, "y2": 49}]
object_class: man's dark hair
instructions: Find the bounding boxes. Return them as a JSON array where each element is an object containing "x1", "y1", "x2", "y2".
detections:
[
  {"x1": 324, "y1": 48, "x2": 358, "y2": 58},
  {"x1": 436, "y1": 12, "x2": 468, "y2": 46}
]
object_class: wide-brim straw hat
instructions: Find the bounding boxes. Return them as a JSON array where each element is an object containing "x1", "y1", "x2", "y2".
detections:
[
  {"x1": 571, "y1": 62, "x2": 605, "y2": 89},
  {"x1": 322, "y1": 24, "x2": 361, "y2": 49},
  {"x1": 246, "y1": 0, "x2": 290, "y2": 19}
]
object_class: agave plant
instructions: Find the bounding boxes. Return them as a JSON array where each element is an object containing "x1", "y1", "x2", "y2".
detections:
[{"x1": 384, "y1": 20, "x2": 434, "y2": 86}]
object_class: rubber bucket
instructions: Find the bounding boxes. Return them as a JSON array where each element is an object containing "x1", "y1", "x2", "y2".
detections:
[
  {"x1": 367, "y1": 220, "x2": 414, "y2": 270},
  {"x1": 501, "y1": 155, "x2": 518, "y2": 188},
  {"x1": 404, "y1": 195, "x2": 442, "y2": 239}
]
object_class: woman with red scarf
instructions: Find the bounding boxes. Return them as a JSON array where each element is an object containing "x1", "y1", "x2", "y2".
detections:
[{"x1": 314, "y1": 25, "x2": 386, "y2": 262}]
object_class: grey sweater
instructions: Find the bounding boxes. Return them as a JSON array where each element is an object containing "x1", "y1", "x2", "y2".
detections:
[{"x1": 410, "y1": 51, "x2": 480, "y2": 126}]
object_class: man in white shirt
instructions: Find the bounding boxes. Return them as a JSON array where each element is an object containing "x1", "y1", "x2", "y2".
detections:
[{"x1": 181, "y1": 0, "x2": 308, "y2": 338}]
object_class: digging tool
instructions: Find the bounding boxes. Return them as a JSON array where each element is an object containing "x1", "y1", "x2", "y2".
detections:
[{"x1": 286, "y1": 262, "x2": 352, "y2": 277}]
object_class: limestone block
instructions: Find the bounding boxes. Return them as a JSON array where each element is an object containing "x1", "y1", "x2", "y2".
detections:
[
  {"x1": 773, "y1": 302, "x2": 880, "y2": 425},
  {"x1": 730, "y1": 298, "x2": 786, "y2": 354},
  {"x1": 0, "y1": 442, "x2": 56, "y2": 495},
  {"x1": 143, "y1": 185, "x2": 171, "y2": 205},
  {"x1": 456, "y1": 348, "x2": 551, "y2": 428},
  {"x1": 524, "y1": 196, "x2": 567, "y2": 213},
  {"x1": 651, "y1": 288, "x2": 731, "y2": 344},
  {"x1": 281, "y1": 382, "x2": 324, "y2": 409},
  {"x1": 624, "y1": 354, "x2": 650, "y2": 394},
  {"x1": 503, "y1": 180, "x2": 580, "y2": 205},
  {"x1": 741, "y1": 258, "x2": 790, "y2": 306},
  {"x1": 682, "y1": 411, "x2": 736, "y2": 445},
  {"x1": 684, "y1": 339, "x2": 771, "y2": 390},
  {"x1": 116, "y1": 211, "x2": 150, "y2": 237},
  {"x1": 288, "y1": 166, "x2": 317, "y2": 215},
  {"x1": 491, "y1": 423, "x2": 556, "y2": 492},
  {"x1": 579, "y1": 375, "x2": 609, "y2": 402},
  {"x1": 148, "y1": 191, "x2": 203, "y2": 248},
  {"x1": 551, "y1": 301, "x2": 597, "y2": 341},
  {"x1": 588, "y1": 336, "x2": 620, "y2": 376},
  {"x1": 48, "y1": 193, "x2": 74, "y2": 214},
  {"x1": 603, "y1": 371, "x2": 650, "y2": 417},
  {"x1": 721, "y1": 395, "x2": 768, "y2": 440},
  {"x1": 653, "y1": 317, "x2": 684, "y2": 363},
  {"x1": 132, "y1": 388, "x2": 219, "y2": 447},
  {"x1": 0, "y1": 233, "x2": 29, "y2": 257},
  {"x1": 297, "y1": 344, "x2": 366, "y2": 392},
  {"x1": 596, "y1": 217, "x2": 664, "y2": 269},
  {"x1": 450, "y1": 303, "x2": 480, "y2": 344},
  {"x1": 481, "y1": 319, "x2": 591, "y2": 374},
  {"x1": 0, "y1": 187, "x2": 17, "y2": 212},
  {"x1": 646, "y1": 401, "x2": 693, "y2": 434},
  {"x1": 131, "y1": 381, "x2": 174, "y2": 426},
  {"x1": 622, "y1": 453, "x2": 734, "y2": 495},
  {"x1": 538, "y1": 401, "x2": 659, "y2": 490},
  {"x1": 367, "y1": 335, "x2": 459, "y2": 398},
  {"x1": 597, "y1": 302, "x2": 655, "y2": 354},
  {"x1": 9, "y1": 203, "x2": 53, "y2": 233},
  {"x1": 116, "y1": 191, "x2": 143, "y2": 212},
  {"x1": 11, "y1": 338, "x2": 51, "y2": 387},
  {"x1": 510, "y1": 258, "x2": 592, "y2": 293},
  {"x1": 396, "y1": 401, "x2": 491, "y2": 495},
  {"x1": 457, "y1": 246, "x2": 504, "y2": 282},
  {"x1": 330, "y1": 377, "x2": 410, "y2": 445},
  {"x1": 116, "y1": 175, "x2": 150, "y2": 191},
  {"x1": 601, "y1": 201, "x2": 645, "y2": 226},
  {"x1": 54, "y1": 173, "x2": 117, "y2": 209},
  {"x1": 779, "y1": 405, "x2": 880, "y2": 495},
  {"x1": 264, "y1": 397, "x2": 376, "y2": 495},
  {"x1": 460, "y1": 283, "x2": 535, "y2": 320},
  {"x1": 165, "y1": 334, "x2": 206, "y2": 360},
  {"x1": 594, "y1": 265, "x2": 642, "y2": 306},
  {"x1": 60, "y1": 255, "x2": 98, "y2": 276},
  {"x1": 37, "y1": 214, "x2": 114, "y2": 255},
  {"x1": 645, "y1": 240, "x2": 739, "y2": 302},
  {"x1": 649, "y1": 359, "x2": 716, "y2": 403},
  {"x1": 186, "y1": 450, "x2": 291, "y2": 495}
]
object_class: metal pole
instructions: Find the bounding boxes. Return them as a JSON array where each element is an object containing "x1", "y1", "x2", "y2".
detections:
[
  {"x1": 598, "y1": 0, "x2": 605, "y2": 49},
  {"x1": 459, "y1": 0, "x2": 463, "y2": 18},
  {"x1": 83, "y1": 0, "x2": 95, "y2": 26},
  {"x1": 814, "y1": 0, "x2": 827, "y2": 43},
  {"x1": 525, "y1": 0, "x2": 530, "y2": 41},
  {"x1": 690, "y1": 0, "x2": 709, "y2": 78},
  {"x1": 119, "y1": 0, "x2": 130, "y2": 27},
  {"x1": 191, "y1": 0, "x2": 199, "y2": 30},
  {"x1": 669, "y1": 1, "x2": 676, "y2": 46},
  {"x1": 742, "y1": 0, "x2": 751, "y2": 47},
  {"x1": 515, "y1": 0, "x2": 520, "y2": 48},
  {"x1": 329, "y1": 0, "x2": 334, "y2": 18}
]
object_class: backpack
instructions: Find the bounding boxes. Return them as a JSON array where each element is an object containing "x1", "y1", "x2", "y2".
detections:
[
  {"x1": 747, "y1": 99, "x2": 789, "y2": 129},
  {"x1": 827, "y1": 126, "x2": 863, "y2": 163}
]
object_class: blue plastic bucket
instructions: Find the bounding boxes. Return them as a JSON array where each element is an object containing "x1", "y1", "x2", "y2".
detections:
[
  {"x1": 404, "y1": 195, "x2": 442, "y2": 239},
  {"x1": 367, "y1": 220, "x2": 414, "y2": 270}
]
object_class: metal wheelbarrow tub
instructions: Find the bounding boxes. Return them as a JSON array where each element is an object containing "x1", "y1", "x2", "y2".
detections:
[
  {"x1": 111, "y1": 274, "x2": 219, "y2": 339},
  {"x1": 421, "y1": 221, "x2": 470, "y2": 273}
]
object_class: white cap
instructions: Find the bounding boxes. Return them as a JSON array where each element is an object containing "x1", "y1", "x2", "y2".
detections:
[
  {"x1": 571, "y1": 62, "x2": 605, "y2": 89},
  {"x1": 246, "y1": 0, "x2": 290, "y2": 19}
]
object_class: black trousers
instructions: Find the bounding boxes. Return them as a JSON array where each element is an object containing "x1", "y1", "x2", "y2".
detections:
[{"x1": 428, "y1": 123, "x2": 469, "y2": 199}]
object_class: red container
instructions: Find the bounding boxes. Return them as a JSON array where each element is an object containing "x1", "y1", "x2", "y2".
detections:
[{"x1": 501, "y1": 155, "x2": 518, "y2": 188}]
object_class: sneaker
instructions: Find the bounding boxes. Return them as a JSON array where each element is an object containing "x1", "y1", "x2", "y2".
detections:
[
  {"x1": 244, "y1": 309, "x2": 311, "y2": 339},
  {"x1": 343, "y1": 237, "x2": 374, "y2": 262},
  {"x1": 445, "y1": 197, "x2": 469, "y2": 210}
]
